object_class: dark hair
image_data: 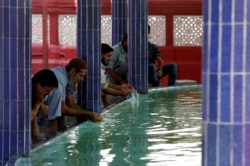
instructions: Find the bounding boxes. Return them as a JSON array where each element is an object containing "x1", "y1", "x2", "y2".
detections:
[
  {"x1": 122, "y1": 33, "x2": 127, "y2": 42},
  {"x1": 148, "y1": 24, "x2": 151, "y2": 34},
  {"x1": 32, "y1": 69, "x2": 58, "y2": 88},
  {"x1": 65, "y1": 58, "x2": 87, "y2": 73},
  {"x1": 32, "y1": 69, "x2": 58, "y2": 108},
  {"x1": 101, "y1": 43, "x2": 113, "y2": 54}
]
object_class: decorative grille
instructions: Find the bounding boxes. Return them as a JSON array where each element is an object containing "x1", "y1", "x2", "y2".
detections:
[
  {"x1": 32, "y1": 14, "x2": 43, "y2": 44},
  {"x1": 58, "y1": 15, "x2": 77, "y2": 46},
  {"x1": 174, "y1": 16, "x2": 203, "y2": 46},
  {"x1": 148, "y1": 15, "x2": 166, "y2": 46}
]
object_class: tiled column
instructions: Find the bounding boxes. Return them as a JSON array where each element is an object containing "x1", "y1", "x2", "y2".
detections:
[
  {"x1": 202, "y1": 0, "x2": 250, "y2": 166},
  {"x1": 0, "y1": 0, "x2": 31, "y2": 165},
  {"x1": 111, "y1": 0, "x2": 127, "y2": 45},
  {"x1": 127, "y1": 0, "x2": 148, "y2": 94},
  {"x1": 77, "y1": 0, "x2": 101, "y2": 113}
]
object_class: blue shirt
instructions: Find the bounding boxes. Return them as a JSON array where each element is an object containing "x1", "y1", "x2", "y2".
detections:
[
  {"x1": 46, "y1": 67, "x2": 68, "y2": 120},
  {"x1": 52, "y1": 67, "x2": 68, "y2": 100},
  {"x1": 107, "y1": 42, "x2": 127, "y2": 70}
]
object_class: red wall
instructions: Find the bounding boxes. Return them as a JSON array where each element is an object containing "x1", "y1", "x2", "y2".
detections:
[
  {"x1": 32, "y1": 0, "x2": 77, "y2": 74},
  {"x1": 32, "y1": 0, "x2": 202, "y2": 84},
  {"x1": 147, "y1": 0, "x2": 202, "y2": 84}
]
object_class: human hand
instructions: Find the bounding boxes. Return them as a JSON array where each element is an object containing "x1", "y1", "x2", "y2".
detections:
[
  {"x1": 157, "y1": 70, "x2": 163, "y2": 78},
  {"x1": 120, "y1": 84, "x2": 134, "y2": 95},
  {"x1": 89, "y1": 112, "x2": 102, "y2": 122},
  {"x1": 31, "y1": 129, "x2": 42, "y2": 144},
  {"x1": 34, "y1": 84, "x2": 44, "y2": 105},
  {"x1": 120, "y1": 84, "x2": 134, "y2": 91}
]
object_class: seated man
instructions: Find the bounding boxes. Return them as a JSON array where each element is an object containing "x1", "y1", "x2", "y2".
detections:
[
  {"x1": 31, "y1": 69, "x2": 58, "y2": 144},
  {"x1": 106, "y1": 30, "x2": 177, "y2": 87},
  {"x1": 101, "y1": 43, "x2": 134, "y2": 107},
  {"x1": 105, "y1": 34, "x2": 129, "y2": 85},
  {"x1": 45, "y1": 58, "x2": 102, "y2": 137},
  {"x1": 148, "y1": 25, "x2": 177, "y2": 87}
]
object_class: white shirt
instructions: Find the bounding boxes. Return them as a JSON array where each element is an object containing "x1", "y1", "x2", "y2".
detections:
[{"x1": 101, "y1": 64, "x2": 109, "y2": 90}]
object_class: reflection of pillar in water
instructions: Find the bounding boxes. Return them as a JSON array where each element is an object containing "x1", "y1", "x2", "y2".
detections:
[{"x1": 126, "y1": 98, "x2": 150, "y2": 165}]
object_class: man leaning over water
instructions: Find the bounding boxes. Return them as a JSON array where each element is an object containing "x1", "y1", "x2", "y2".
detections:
[{"x1": 45, "y1": 58, "x2": 102, "y2": 137}]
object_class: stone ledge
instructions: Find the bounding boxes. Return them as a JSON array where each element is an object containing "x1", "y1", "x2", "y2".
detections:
[{"x1": 175, "y1": 79, "x2": 197, "y2": 86}]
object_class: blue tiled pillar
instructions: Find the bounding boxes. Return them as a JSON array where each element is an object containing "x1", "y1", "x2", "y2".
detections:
[
  {"x1": 202, "y1": 0, "x2": 250, "y2": 166},
  {"x1": 77, "y1": 0, "x2": 101, "y2": 113},
  {"x1": 111, "y1": 0, "x2": 127, "y2": 45},
  {"x1": 127, "y1": 0, "x2": 148, "y2": 94},
  {"x1": 0, "y1": 0, "x2": 31, "y2": 165}
]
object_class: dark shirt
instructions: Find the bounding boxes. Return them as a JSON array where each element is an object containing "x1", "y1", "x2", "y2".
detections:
[{"x1": 148, "y1": 42, "x2": 161, "y2": 64}]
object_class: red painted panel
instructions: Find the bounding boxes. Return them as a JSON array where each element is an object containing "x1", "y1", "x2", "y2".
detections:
[
  {"x1": 31, "y1": 0, "x2": 203, "y2": 85},
  {"x1": 32, "y1": 44, "x2": 76, "y2": 75}
]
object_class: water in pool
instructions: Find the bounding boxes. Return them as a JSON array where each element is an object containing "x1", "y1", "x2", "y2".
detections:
[{"x1": 16, "y1": 85, "x2": 202, "y2": 166}]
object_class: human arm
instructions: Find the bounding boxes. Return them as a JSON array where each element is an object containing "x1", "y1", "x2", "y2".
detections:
[
  {"x1": 64, "y1": 96, "x2": 102, "y2": 122},
  {"x1": 31, "y1": 103, "x2": 48, "y2": 143},
  {"x1": 31, "y1": 84, "x2": 43, "y2": 143},
  {"x1": 102, "y1": 83, "x2": 134, "y2": 96},
  {"x1": 31, "y1": 116, "x2": 42, "y2": 144},
  {"x1": 149, "y1": 42, "x2": 164, "y2": 78},
  {"x1": 155, "y1": 56, "x2": 164, "y2": 78},
  {"x1": 31, "y1": 84, "x2": 43, "y2": 120},
  {"x1": 105, "y1": 68, "x2": 127, "y2": 84},
  {"x1": 31, "y1": 103, "x2": 42, "y2": 121}
]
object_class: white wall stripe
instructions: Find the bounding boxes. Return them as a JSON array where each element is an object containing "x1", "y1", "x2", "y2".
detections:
[
  {"x1": 230, "y1": 0, "x2": 235, "y2": 124},
  {"x1": 216, "y1": 0, "x2": 223, "y2": 165},
  {"x1": 230, "y1": 0, "x2": 235, "y2": 164},
  {"x1": 204, "y1": 0, "x2": 212, "y2": 165},
  {"x1": 207, "y1": 0, "x2": 211, "y2": 125},
  {"x1": 242, "y1": 0, "x2": 247, "y2": 164},
  {"x1": 1, "y1": 4, "x2": 4, "y2": 163}
]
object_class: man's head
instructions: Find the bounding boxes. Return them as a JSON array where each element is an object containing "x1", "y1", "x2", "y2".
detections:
[
  {"x1": 148, "y1": 24, "x2": 151, "y2": 34},
  {"x1": 121, "y1": 33, "x2": 128, "y2": 52},
  {"x1": 32, "y1": 69, "x2": 58, "y2": 96},
  {"x1": 101, "y1": 43, "x2": 113, "y2": 66},
  {"x1": 66, "y1": 58, "x2": 87, "y2": 84},
  {"x1": 148, "y1": 24, "x2": 152, "y2": 40}
]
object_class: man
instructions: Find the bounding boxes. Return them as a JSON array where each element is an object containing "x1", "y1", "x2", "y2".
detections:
[
  {"x1": 32, "y1": 69, "x2": 58, "y2": 143},
  {"x1": 105, "y1": 34, "x2": 129, "y2": 85},
  {"x1": 106, "y1": 29, "x2": 177, "y2": 87},
  {"x1": 148, "y1": 25, "x2": 177, "y2": 87},
  {"x1": 45, "y1": 58, "x2": 102, "y2": 137},
  {"x1": 101, "y1": 43, "x2": 134, "y2": 107}
]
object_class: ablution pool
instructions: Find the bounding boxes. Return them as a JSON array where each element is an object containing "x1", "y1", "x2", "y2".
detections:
[{"x1": 16, "y1": 85, "x2": 202, "y2": 166}]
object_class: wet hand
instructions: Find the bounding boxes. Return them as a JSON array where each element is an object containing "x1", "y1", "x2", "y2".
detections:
[
  {"x1": 89, "y1": 112, "x2": 102, "y2": 122},
  {"x1": 121, "y1": 84, "x2": 134, "y2": 91}
]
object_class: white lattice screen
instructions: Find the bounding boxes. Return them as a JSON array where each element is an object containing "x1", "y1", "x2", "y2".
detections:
[
  {"x1": 32, "y1": 14, "x2": 203, "y2": 46},
  {"x1": 174, "y1": 16, "x2": 203, "y2": 46},
  {"x1": 32, "y1": 14, "x2": 50, "y2": 44},
  {"x1": 58, "y1": 15, "x2": 77, "y2": 46}
]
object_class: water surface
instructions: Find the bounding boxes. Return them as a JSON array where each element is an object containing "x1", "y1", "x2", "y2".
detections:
[{"x1": 16, "y1": 85, "x2": 202, "y2": 166}]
